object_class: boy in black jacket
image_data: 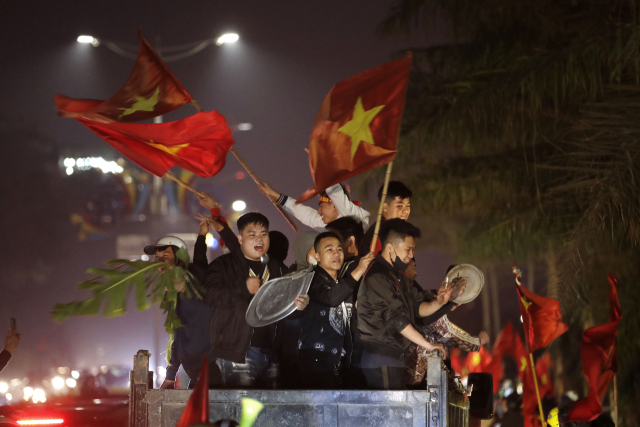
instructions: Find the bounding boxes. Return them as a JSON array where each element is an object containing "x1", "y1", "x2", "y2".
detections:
[
  {"x1": 203, "y1": 212, "x2": 309, "y2": 389},
  {"x1": 297, "y1": 231, "x2": 374, "y2": 388},
  {"x1": 357, "y1": 219, "x2": 455, "y2": 390}
]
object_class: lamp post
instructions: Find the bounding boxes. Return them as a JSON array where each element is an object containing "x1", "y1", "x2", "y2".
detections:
[{"x1": 77, "y1": 32, "x2": 239, "y2": 385}]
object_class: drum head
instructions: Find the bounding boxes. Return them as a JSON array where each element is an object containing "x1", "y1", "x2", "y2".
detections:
[
  {"x1": 446, "y1": 264, "x2": 484, "y2": 304},
  {"x1": 245, "y1": 268, "x2": 314, "y2": 327}
]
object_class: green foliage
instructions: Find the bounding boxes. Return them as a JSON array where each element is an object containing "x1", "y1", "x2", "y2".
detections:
[{"x1": 52, "y1": 253, "x2": 202, "y2": 336}]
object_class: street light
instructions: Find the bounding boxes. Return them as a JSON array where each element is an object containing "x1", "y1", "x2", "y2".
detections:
[
  {"x1": 216, "y1": 33, "x2": 239, "y2": 45},
  {"x1": 77, "y1": 35, "x2": 99, "y2": 46}
]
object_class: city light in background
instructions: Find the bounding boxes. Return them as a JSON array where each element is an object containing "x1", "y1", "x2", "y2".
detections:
[
  {"x1": 63, "y1": 157, "x2": 124, "y2": 175},
  {"x1": 216, "y1": 33, "x2": 239, "y2": 45},
  {"x1": 232, "y1": 200, "x2": 246, "y2": 212}
]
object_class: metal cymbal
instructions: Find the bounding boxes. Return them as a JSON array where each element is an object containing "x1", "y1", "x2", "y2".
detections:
[{"x1": 446, "y1": 264, "x2": 484, "y2": 304}]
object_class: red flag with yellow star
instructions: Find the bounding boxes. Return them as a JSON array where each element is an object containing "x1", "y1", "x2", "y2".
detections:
[
  {"x1": 296, "y1": 56, "x2": 411, "y2": 203},
  {"x1": 76, "y1": 111, "x2": 234, "y2": 177},
  {"x1": 514, "y1": 271, "x2": 568, "y2": 352},
  {"x1": 535, "y1": 352, "x2": 554, "y2": 399},
  {"x1": 564, "y1": 275, "x2": 622, "y2": 423},
  {"x1": 175, "y1": 355, "x2": 209, "y2": 427},
  {"x1": 55, "y1": 30, "x2": 192, "y2": 124}
]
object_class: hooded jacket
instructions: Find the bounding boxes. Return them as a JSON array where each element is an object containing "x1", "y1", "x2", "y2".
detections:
[{"x1": 203, "y1": 247, "x2": 288, "y2": 363}]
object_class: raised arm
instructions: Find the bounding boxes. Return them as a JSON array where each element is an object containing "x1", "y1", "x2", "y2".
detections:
[
  {"x1": 259, "y1": 182, "x2": 326, "y2": 230},
  {"x1": 326, "y1": 184, "x2": 370, "y2": 229}
]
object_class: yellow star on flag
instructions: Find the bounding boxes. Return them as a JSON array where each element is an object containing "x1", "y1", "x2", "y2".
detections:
[
  {"x1": 338, "y1": 97, "x2": 385, "y2": 159},
  {"x1": 145, "y1": 140, "x2": 189, "y2": 157},
  {"x1": 519, "y1": 356, "x2": 528, "y2": 372},
  {"x1": 520, "y1": 295, "x2": 533, "y2": 311},
  {"x1": 120, "y1": 87, "x2": 160, "y2": 117}
]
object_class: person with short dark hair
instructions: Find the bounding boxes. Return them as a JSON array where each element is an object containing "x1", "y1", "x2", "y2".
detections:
[
  {"x1": 259, "y1": 182, "x2": 370, "y2": 231},
  {"x1": 267, "y1": 230, "x2": 289, "y2": 265},
  {"x1": 357, "y1": 219, "x2": 456, "y2": 389},
  {"x1": 203, "y1": 212, "x2": 310, "y2": 389},
  {"x1": 360, "y1": 181, "x2": 412, "y2": 254},
  {"x1": 297, "y1": 231, "x2": 374, "y2": 388}
]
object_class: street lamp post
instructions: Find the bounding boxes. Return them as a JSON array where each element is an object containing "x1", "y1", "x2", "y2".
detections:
[{"x1": 77, "y1": 32, "x2": 238, "y2": 384}]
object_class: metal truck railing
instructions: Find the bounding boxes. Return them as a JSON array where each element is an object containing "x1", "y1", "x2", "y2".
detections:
[{"x1": 128, "y1": 349, "x2": 470, "y2": 427}]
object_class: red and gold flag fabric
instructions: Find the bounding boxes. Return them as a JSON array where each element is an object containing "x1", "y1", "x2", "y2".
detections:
[
  {"x1": 175, "y1": 355, "x2": 209, "y2": 427},
  {"x1": 55, "y1": 30, "x2": 192, "y2": 124},
  {"x1": 77, "y1": 111, "x2": 234, "y2": 177},
  {"x1": 563, "y1": 275, "x2": 622, "y2": 423},
  {"x1": 535, "y1": 352, "x2": 554, "y2": 399},
  {"x1": 296, "y1": 56, "x2": 411, "y2": 203},
  {"x1": 514, "y1": 270, "x2": 568, "y2": 352}
]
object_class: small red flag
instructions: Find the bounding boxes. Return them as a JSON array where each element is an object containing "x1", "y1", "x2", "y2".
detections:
[
  {"x1": 563, "y1": 275, "x2": 622, "y2": 423},
  {"x1": 450, "y1": 348, "x2": 464, "y2": 375},
  {"x1": 514, "y1": 269, "x2": 568, "y2": 352},
  {"x1": 493, "y1": 322, "x2": 516, "y2": 358},
  {"x1": 175, "y1": 355, "x2": 209, "y2": 427},
  {"x1": 77, "y1": 111, "x2": 234, "y2": 177},
  {"x1": 55, "y1": 30, "x2": 192, "y2": 123},
  {"x1": 296, "y1": 56, "x2": 411, "y2": 203}
]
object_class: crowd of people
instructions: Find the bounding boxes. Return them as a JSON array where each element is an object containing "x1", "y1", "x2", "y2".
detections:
[{"x1": 153, "y1": 180, "x2": 489, "y2": 390}]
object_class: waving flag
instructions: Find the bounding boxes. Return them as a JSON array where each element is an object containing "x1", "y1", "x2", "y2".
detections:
[
  {"x1": 535, "y1": 352, "x2": 554, "y2": 399},
  {"x1": 297, "y1": 56, "x2": 411, "y2": 203},
  {"x1": 175, "y1": 356, "x2": 209, "y2": 427},
  {"x1": 514, "y1": 268, "x2": 568, "y2": 352},
  {"x1": 77, "y1": 111, "x2": 234, "y2": 177},
  {"x1": 55, "y1": 30, "x2": 192, "y2": 123},
  {"x1": 564, "y1": 275, "x2": 622, "y2": 422}
]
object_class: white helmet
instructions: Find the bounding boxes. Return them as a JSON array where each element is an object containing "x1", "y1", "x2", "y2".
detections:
[{"x1": 143, "y1": 236, "x2": 187, "y2": 255}]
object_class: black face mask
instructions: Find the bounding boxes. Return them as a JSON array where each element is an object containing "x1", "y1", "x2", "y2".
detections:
[{"x1": 391, "y1": 247, "x2": 410, "y2": 272}]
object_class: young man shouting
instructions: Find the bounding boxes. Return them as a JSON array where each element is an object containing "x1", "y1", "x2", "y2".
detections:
[
  {"x1": 297, "y1": 231, "x2": 374, "y2": 388},
  {"x1": 203, "y1": 212, "x2": 309, "y2": 389}
]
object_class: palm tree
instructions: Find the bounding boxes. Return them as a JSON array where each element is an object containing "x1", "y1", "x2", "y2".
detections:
[{"x1": 379, "y1": 0, "x2": 640, "y2": 423}]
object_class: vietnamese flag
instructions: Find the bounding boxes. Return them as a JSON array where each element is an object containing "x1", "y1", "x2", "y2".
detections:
[
  {"x1": 175, "y1": 356, "x2": 209, "y2": 427},
  {"x1": 55, "y1": 30, "x2": 192, "y2": 124},
  {"x1": 563, "y1": 275, "x2": 622, "y2": 423},
  {"x1": 296, "y1": 56, "x2": 411, "y2": 203},
  {"x1": 77, "y1": 111, "x2": 234, "y2": 177},
  {"x1": 535, "y1": 352, "x2": 554, "y2": 399},
  {"x1": 514, "y1": 270, "x2": 568, "y2": 352}
]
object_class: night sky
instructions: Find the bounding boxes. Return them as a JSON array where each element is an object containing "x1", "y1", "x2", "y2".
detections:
[{"x1": 0, "y1": 1, "x2": 488, "y2": 381}]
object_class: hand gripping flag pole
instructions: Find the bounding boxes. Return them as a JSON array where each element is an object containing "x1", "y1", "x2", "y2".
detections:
[
  {"x1": 369, "y1": 161, "x2": 393, "y2": 253},
  {"x1": 190, "y1": 100, "x2": 298, "y2": 231}
]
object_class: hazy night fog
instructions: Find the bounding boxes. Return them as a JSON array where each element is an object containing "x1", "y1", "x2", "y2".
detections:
[{"x1": 0, "y1": 1, "x2": 463, "y2": 380}]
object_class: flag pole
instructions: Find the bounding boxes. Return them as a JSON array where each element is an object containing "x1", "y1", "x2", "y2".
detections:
[
  {"x1": 613, "y1": 374, "x2": 618, "y2": 426},
  {"x1": 164, "y1": 171, "x2": 206, "y2": 199},
  {"x1": 369, "y1": 161, "x2": 394, "y2": 253},
  {"x1": 528, "y1": 351, "x2": 546, "y2": 427},
  {"x1": 190, "y1": 100, "x2": 298, "y2": 231}
]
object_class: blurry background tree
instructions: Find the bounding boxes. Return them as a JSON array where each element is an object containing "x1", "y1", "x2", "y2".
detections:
[{"x1": 378, "y1": 0, "x2": 640, "y2": 423}]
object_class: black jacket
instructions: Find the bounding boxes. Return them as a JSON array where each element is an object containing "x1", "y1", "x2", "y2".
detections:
[
  {"x1": 203, "y1": 248, "x2": 288, "y2": 363},
  {"x1": 167, "y1": 235, "x2": 213, "y2": 380},
  {"x1": 299, "y1": 265, "x2": 358, "y2": 366},
  {"x1": 357, "y1": 254, "x2": 424, "y2": 358},
  {"x1": 0, "y1": 350, "x2": 11, "y2": 373}
]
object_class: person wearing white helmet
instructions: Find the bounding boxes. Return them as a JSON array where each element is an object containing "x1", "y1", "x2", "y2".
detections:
[{"x1": 149, "y1": 216, "x2": 219, "y2": 389}]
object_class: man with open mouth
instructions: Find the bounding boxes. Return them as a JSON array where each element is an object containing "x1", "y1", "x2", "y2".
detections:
[{"x1": 203, "y1": 212, "x2": 309, "y2": 389}]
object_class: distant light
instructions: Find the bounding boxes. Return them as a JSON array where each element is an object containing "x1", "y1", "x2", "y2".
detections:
[
  {"x1": 93, "y1": 399, "x2": 102, "y2": 404},
  {"x1": 237, "y1": 123, "x2": 253, "y2": 131},
  {"x1": 232, "y1": 200, "x2": 246, "y2": 212},
  {"x1": 0, "y1": 382, "x2": 7, "y2": 393},
  {"x1": 63, "y1": 158, "x2": 75, "y2": 167},
  {"x1": 23, "y1": 387, "x2": 33, "y2": 400},
  {"x1": 65, "y1": 378, "x2": 76, "y2": 388},
  {"x1": 216, "y1": 33, "x2": 239, "y2": 45},
  {"x1": 51, "y1": 377, "x2": 64, "y2": 390},
  {"x1": 66, "y1": 167, "x2": 74, "y2": 175},
  {"x1": 32, "y1": 388, "x2": 46, "y2": 404},
  {"x1": 17, "y1": 419, "x2": 63, "y2": 426},
  {"x1": 205, "y1": 233, "x2": 219, "y2": 249},
  {"x1": 520, "y1": 315, "x2": 523, "y2": 323},
  {"x1": 77, "y1": 35, "x2": 98, "y2": 46},
  {"x1": 100, "y1": 365, "x2": 108, "y2": 374},
  {"x1": 141, "y1": 254, "x2": 150, "y2": 261},
  {"x1": 235, "y1": 171, "x2": 245, "y2": 180},
  {"x1": 57, "y1": 367, "x2": 70, "y2": 375},
  {"x1": 516, "y1": 383, "x2": 523, "y2": 395},
  {"x1": 71, "y1": 370, "x2": 80, "y2": 379},
  {"x1": 5, "y1": 393, "x2": 12, "y2": 402}
]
